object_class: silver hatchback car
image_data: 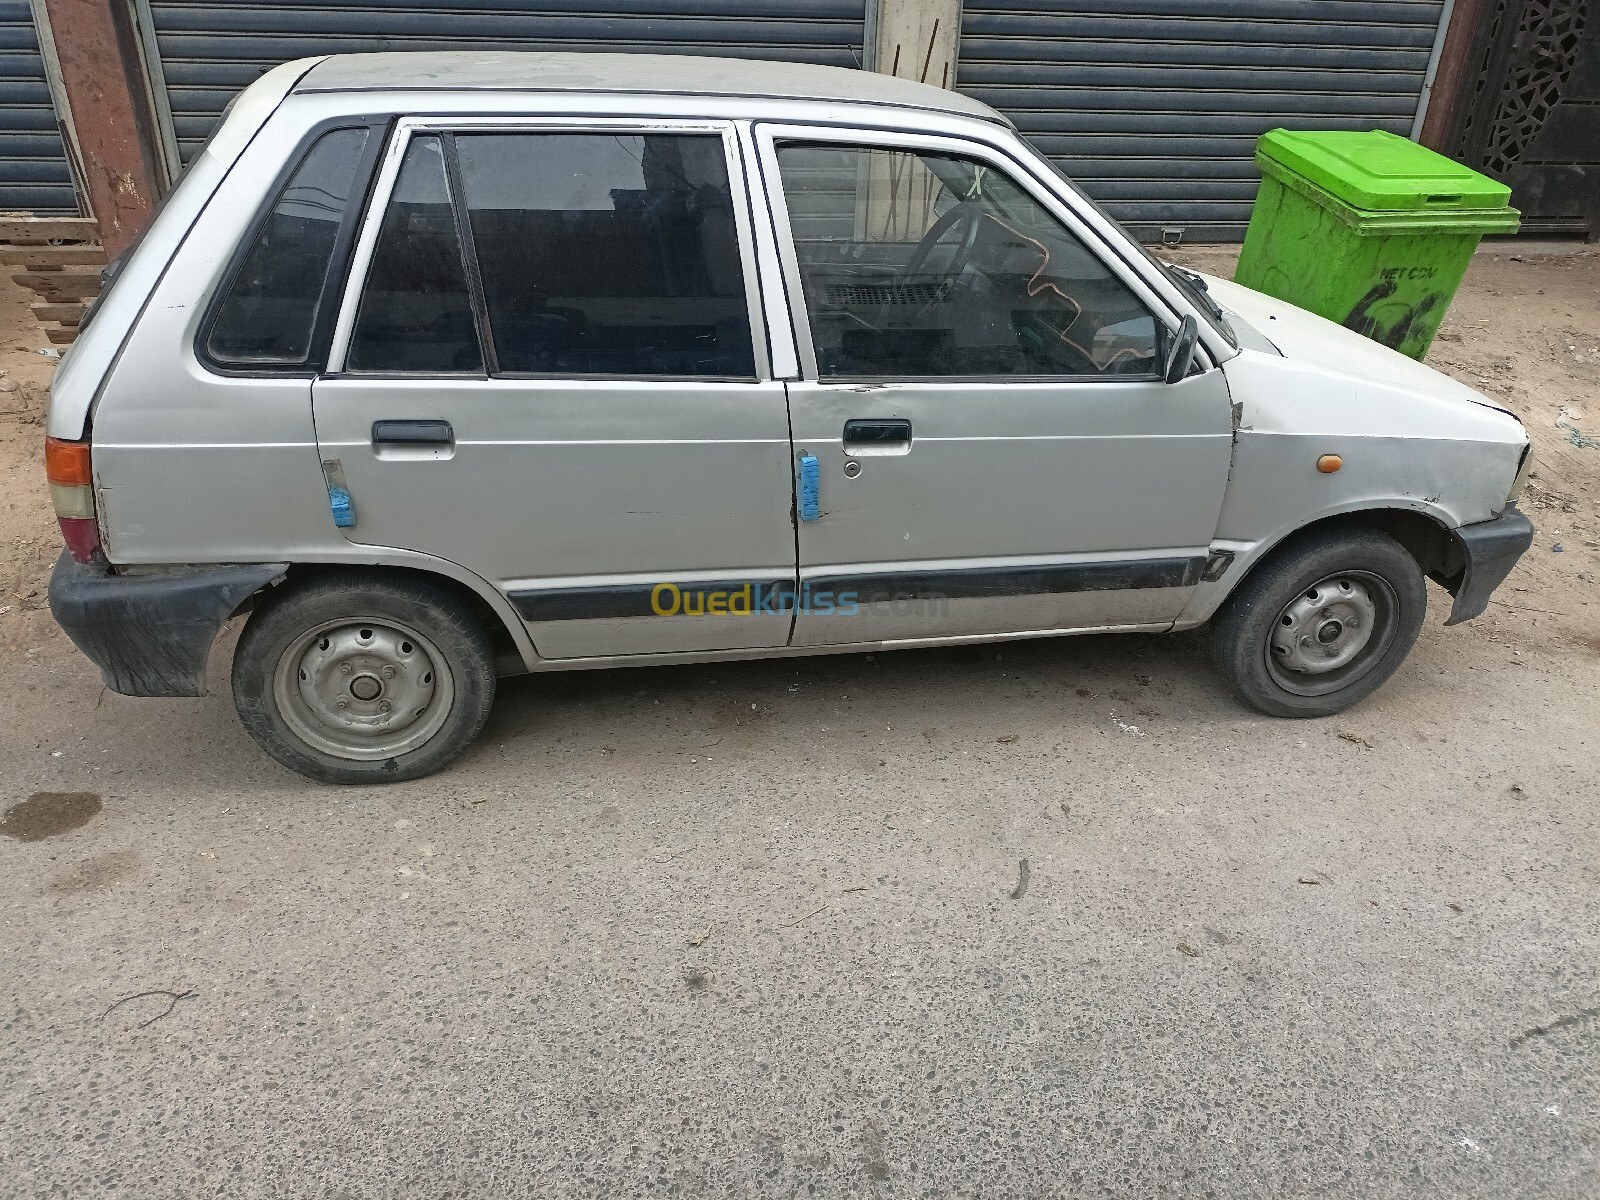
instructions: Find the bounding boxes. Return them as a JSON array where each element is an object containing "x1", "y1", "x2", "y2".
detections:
[{"x1": 46, "y1": 53, "x2": 1534, "y2": 783}]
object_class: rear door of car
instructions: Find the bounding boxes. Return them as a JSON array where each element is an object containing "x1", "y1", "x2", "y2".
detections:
[
  {"x1": 312, "y1": 117, "x2": 797, "y2": 659},
  {"x1": 755, "y1": 124, "x2": 1235, "y2": 647}
]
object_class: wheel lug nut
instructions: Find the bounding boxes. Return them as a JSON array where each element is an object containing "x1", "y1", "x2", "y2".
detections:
[
  {"x1": 381, "y1": 667, "x2": 395, "y2": 680},
  {"x1": 379, "y1": 700, "x2": 391, "y2": 713},
  {"x1": 336, "y1": 699, "x2": 348, "y2": 709},
  {"x1": 341, "y1": 664, "x2": 351, "y2": 675}
]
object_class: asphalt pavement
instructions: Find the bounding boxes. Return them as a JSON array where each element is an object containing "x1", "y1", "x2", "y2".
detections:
[{"x1": 2, "y1": 604, "x2": 1597, "y2": 1197}]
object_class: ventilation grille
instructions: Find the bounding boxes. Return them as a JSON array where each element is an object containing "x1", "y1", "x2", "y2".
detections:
[{"x1": 825, "y1": 281, "x2": 949, "y2": 306}]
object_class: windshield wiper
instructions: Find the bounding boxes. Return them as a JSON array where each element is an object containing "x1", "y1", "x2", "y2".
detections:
[{"x1": 1162, "y1": 262, "x2": 1227, "y2": 321}]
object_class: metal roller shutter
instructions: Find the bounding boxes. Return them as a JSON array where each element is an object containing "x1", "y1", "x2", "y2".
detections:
[
  {"x1": 0, "y1": 0, "x2": 76, "y2": 213},
  {"x1": 958, "y1": 0, "x2": 1447, "y2": 242},
  {"x1": 145, "y1": 0, "x2": 868, "y2": 164}
]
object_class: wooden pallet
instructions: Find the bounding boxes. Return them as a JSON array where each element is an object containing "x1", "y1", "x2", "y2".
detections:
[{"x1": 0, "y1": 214, "x2": 104, "y2": 346}]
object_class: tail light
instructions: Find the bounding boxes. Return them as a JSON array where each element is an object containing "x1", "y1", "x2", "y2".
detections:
[{"x1": 44, "y1": 436, "x2": 103, "y2": 563}]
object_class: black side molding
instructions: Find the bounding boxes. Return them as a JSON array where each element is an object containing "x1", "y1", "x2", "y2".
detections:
[
  {"x1": 49, "y1": 553, "x2": 287, "y2": 697},
  {"x1": 512, "y1": 578, "x2": 794, "y2": 622},
  {"x1": 1444, "y1": 505, "x2": 1535, "y2": 625},
  {"x1": 508, "y1": 557, "x2": 1205, "y2": 622},
  {"x1": 813, "y1": 557, "x2": 1206, "y2": 604}
]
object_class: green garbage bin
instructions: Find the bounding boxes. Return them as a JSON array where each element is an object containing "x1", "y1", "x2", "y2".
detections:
[{"x1": 1234, "y1": 129, "x2": 1519, "y2": 360}]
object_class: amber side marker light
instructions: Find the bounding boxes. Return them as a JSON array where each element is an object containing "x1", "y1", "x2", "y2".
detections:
[
  {"x1": 1316, "y1": 454, "x2": 1343, "y2": 473},
  {"x1": 44, "y1": 435, "x2": 102, "y2": 563}
]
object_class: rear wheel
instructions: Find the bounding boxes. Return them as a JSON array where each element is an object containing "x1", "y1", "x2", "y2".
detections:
[
  {"x1": 231, "y1": 574, "x2": 496, "y2": 783},
  {"x1": 1212, "y1": 527, "x2": 1427, "y2": 718}
]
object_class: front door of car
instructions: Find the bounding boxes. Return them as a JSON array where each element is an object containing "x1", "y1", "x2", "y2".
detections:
[
  {"x1": 312, "y1": 121, "x2": 796, "y2": 659},
  {"x1": 758, "y1": 128, "x2": 1235, "y2": 647}
]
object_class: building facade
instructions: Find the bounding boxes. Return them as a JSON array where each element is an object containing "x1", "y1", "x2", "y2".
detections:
[{"x1": 14, "y1": 0, "x2": 1598, "y2": 242}]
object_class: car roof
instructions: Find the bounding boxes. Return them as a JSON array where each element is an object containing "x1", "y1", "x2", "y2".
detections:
[{"x1": 295, "y1": 51, "x2": 1006, "y2": 125}]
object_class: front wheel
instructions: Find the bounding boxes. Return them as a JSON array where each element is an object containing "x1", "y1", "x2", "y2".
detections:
[
  {"x1": 231, "y1": 573, "x2": 496, "y2": 783},
  {"x1": 1212, "y1": 527, "x2": 1427, "y2": 718}
]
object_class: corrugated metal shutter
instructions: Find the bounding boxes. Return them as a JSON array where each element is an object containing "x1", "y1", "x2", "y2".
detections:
[
  {"x1": 958, "y1": 0, "x2": 1446, "y2": 242},
  {"x1": 147, "y1": 0, "x2": 868, "y2": 164},
  {"x1": 0, "y1": 0, "x2": 77, "y2": 213}
]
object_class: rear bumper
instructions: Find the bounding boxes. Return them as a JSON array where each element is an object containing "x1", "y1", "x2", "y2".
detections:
[
  {"x1": 1445, "y1": 505, "x2": 1535, "y2": 626},
  {"x1": 48, "y1": 553, "x2": 287, "y2": 697}
]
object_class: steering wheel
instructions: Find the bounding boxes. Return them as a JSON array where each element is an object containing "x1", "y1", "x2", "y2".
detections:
[{"x1": 901, "y1": 201, "x2": 983, "y2": 285}]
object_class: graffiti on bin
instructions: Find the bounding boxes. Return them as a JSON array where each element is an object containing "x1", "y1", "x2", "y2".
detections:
[{"x1": 1342, "y1": 275, "x2": 1444, "y2": 351}]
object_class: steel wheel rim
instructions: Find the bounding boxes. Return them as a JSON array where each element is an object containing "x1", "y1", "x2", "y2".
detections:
[
  {"x1": 1264, "y1": 570, "x2": 1398, "y2": 698},
  {"x1": 272, "y1": 617, "x2": 455, "y2": 761}
]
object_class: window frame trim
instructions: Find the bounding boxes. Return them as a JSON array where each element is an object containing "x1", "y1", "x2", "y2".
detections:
[
  {"x1": 440, "y1": 132, "x2": 501, "y2": 375},
  {"x1": 325, "y1": 116, "x2": 772, "y2": 383},
  {"x1": 195, "y1": 116, "x2": 389, "y2": 378},
  {"x1": 753, "y1": 122, "x2": 1211, "y2": 386}
]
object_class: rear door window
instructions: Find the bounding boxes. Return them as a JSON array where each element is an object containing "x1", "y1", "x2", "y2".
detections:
[
  {"x1": 347, "y1": 135, "x2": 484, "y2": 374},
  {"x1": 451, "y1": 132, "x2": 755, "y2": 378}
]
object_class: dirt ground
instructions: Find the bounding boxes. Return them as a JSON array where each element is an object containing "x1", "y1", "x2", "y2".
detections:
[{"x1": 0, "y1": 273, "x2": 62, "y2": 655}]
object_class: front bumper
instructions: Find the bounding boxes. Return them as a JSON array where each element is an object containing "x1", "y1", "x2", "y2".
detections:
[
  {"x1": 1444, "y1": 505, "x2": 1535, "y2": 625},
  {"x1": 48, "y1": 553, "x2": 287, "y2": 697}
]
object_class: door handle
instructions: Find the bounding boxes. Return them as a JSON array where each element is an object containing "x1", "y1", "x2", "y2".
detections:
[
  {"x1": 843, "y1": 418, "x2": 912, "y2": 456},
  {"x1": 844, "y1": 418, "x2": 911, "y2": 445},
  {"x1": 372, "y1": 419, "x2": 453, "y2": 446}
]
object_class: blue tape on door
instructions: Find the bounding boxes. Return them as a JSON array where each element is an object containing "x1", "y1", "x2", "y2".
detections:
[
  {"x1": 797, "y1": 454, "x2": 820, "y2": 522},
  {"x1": 328, "y1": 486, "x2": 355, "y2": 529}
]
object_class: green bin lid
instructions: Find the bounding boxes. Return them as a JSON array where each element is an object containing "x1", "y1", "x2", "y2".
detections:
[{"x1": 1256, "y1": 128, "x2": 1514, "y2": 212}]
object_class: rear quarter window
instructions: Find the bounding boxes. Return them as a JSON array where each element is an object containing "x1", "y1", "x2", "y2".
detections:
[{"x1": 204, "y1": 126, "x2": 372, "y2": 368}]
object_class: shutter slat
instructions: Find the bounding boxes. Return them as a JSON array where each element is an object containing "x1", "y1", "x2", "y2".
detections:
[
  {"x1": 149, "y1": 0, "x2": 868, "y2": 162},
  {"x1": 0, "y1": 7, "x2": 76, "y2": 212},
  {"x1": 960, "y1": 0, "x2": 1445, "y2": 240}
]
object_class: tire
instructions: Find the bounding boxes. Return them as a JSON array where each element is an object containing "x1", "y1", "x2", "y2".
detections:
[
  {"x1": 231, "y1": 572, "x2": 496, "y2": 783},
  {"x1": 1211, "y1": 527, "x2": 1427, "y2": 718}
]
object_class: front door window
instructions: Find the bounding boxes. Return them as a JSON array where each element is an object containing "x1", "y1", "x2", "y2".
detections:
[{"x1": 774, "y1": 143, "x2": 1162, "y2": 379}]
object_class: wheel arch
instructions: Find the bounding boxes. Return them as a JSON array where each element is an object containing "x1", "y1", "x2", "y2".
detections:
[
  {"x1": 240, "y1": 561, "x2": 536, "y2": 677},
  {"x1": 1295, "y1": 508, "x2": 1465, "y2": 587},
  {"x1": 1183, "y1": 504, "x2": 1467, "y2": 627}
]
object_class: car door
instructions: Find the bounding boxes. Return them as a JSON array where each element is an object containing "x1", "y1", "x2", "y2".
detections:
[
  {"x1": 757, "y1": 126, "x2": 1235, "y2": 647},
  {"x1": 313, "y1": 119, "x2": 796, "y2": 660}
]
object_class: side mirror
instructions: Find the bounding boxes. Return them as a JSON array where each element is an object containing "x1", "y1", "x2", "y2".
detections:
[{"x1": 1163, "y1": 314, "x2": 1200, "y2": 384}]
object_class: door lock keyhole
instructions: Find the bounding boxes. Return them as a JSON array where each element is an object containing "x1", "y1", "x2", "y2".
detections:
[{"x1": 843, "y1": 460, "x2": 862, "y2": 479}]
